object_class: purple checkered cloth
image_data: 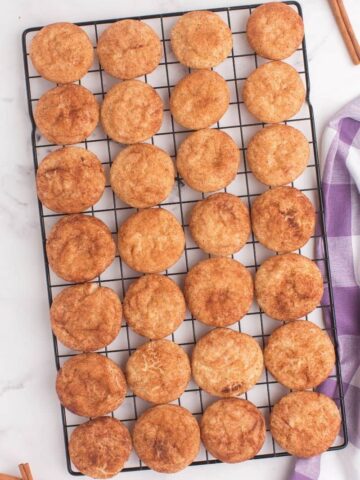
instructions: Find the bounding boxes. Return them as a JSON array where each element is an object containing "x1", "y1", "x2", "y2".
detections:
[{"x1": 290, "y1": 97, "x2": 360, "y2": 480}]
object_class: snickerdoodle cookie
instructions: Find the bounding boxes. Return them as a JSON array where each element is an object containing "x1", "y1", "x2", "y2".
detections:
[
  {"x1": 247, "y1": 3, "x2": 304, "y2": 60},
  {"x1": 251, "y1": 186, "x2": 315, "y2": 253},
  {"x1": 270, "y1": 391, "x2": 341, "y2": 457},
  {"x1": 50, "y1": 283, "x2": 122, "y2": 352},
  {"x1": 69, "y1": 417, "x2": 132, "y2": 479},
  {"x1": 176, "y1": 129, "x2": 239, "y2": 192},
  {"x1": 97, "y1": 19, "x2": 161, "y2": 80},
  {"x1": 101, "y1": 80, "x2": 163, "y2": 144},
  {"x1": 201, "y1": 398, "x2": 266, "y2": 462},
  {"x1": 56, "y1": 353, "x2": 126, "y2": 417},
  {"x1": 30, "y1": 22, "x2": 94, "y2": 84},
  {"x1": 46, "y1": 214, "x2": 116, "y2": 283},
  {"x1": 255, "y1": 253, "x2": 323, "y2": 321},
  {"x1": 133, "y1": 404, "x2": 200, "y2": 473},
  {"x1": 110, "y1": 144, "x2": 174, "y2": 208},
  {"x1": 118, "y1": 208, "x2": 185, "y2": 273},
  {"x1": 264, "y1": 320, "x2": 335, "y2": 390},
  {"x1": 123, "y1": 274, "x2": 185, "y2": 339},
  {"x1": 192, "y1": 328, "x2": 263, "y2": 397},
  {"x1": 171, "y1": 11, "x2": 232, "y2": 68},
  {"x1": 126, "y1": 339, "x2": 190, "y2": 403},
  {"x1": 36, "y1": 147, "x2": 105, "y2": 213},
  {"x1": 247, "y1": 125, "x2": 310, "y2": 186},
  {"x1": 189, "y1": 193, "x2": 250, "y2": 256},
  {"x1": 185, "y1": 258, "x2": 253, "y2": 327},
  {"x1": 170, "y1": 70, "x2": 230, "y2": 129},
  {"x1": 35, "y1": 84, "x2": 99, "y2": 145},
  {"x1": 243, "y1": 61, "x2": 305, "y2": 123}
]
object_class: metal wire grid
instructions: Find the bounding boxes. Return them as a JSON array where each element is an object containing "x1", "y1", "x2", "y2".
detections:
[{"x1": 22, "y1": 1, "x2": 348, "y2": 475}]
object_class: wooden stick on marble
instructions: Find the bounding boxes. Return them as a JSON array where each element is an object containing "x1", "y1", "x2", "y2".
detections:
[
  {"x1": 329, "y1": 0, "x2": 360, "y2": 65},
  {"x1": 18, "y1": 465, "x2": 33, "y2": 480}
]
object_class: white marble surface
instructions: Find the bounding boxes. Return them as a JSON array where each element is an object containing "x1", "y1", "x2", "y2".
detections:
[{"x1": 1, "y1": 0, "x2": 360, "y2": 479}]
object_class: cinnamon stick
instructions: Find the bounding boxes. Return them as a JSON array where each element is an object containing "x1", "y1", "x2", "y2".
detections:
[
  {"x1": 18, "y1": 465, "x2": 33, "y2": 480},
  {"x1": 329, "y1": 0, "x2": 360, "y2": 65},
  {"x1": 18, "y1": 466, "x2": 27, "y2": 480},
  {"x1": 336, "y1": 0, "x2": 360, "y2": 60},
  {"x1": 0, "y1": 475, "x2": 21, "y2": 480}
]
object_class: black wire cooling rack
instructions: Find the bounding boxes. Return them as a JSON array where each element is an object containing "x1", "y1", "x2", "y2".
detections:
[{"x1": 22, "y1": 1, "x2": 348, "y2": 475}]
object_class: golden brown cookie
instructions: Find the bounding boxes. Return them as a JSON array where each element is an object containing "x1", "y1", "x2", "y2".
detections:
[
  {"x1": 185, "y1": 258, "x2": 253, "y2": 327},
  {"x1": 123, "y1": 274, "x2": 185, "y2": 339},
  {"x1": 101, "y1": 80, "x2": 163, "y2": 144},
  {"x1": 192, "y1": 328, "x2": 263, "y2": 397},
  {"x1": 30, "y1": 22, "x2": 94, "y2": 84},
  {"x1": 176, "y1": 128, "x2": 239, "y2": 192},
  {"x1": 247, "y1": 124, "x2": 310, "y2": 186},
  {"x1": 201, "y1": 398, "x2": 266, "y2": 462},
  {"x1": 97, "y1": 19, "x2": 161, "y2": 80},
  {"x1": 189, "y1": 192, "x2": 250, "y2": 256},
  {"x1": 170, "y1": 70, "x2": 230, "y2": 129},
  {"x1": 50, "y1": 283, "x2": 122, "y2": 352},
  {"x1": 247, "y1": 3, "x2": 304, "y2": 60},
  {"x1": 126, "y1": 339, "x2": 190, "y2": 403},
  {"x1": 118, "y1": 208, "x2": 185, "y2": 273},
  {"x1": 243, "y1": 61, "x2": 305, "y2": 123},
  {"x1": 251, "y1": 186, "x2": 315, "y2": 253},
  {"x1": 171, "y1": 11, "x2": 232, "y2": 68},
  {"x1": 133, "y1": 404, "x2": 200, "y2": 473},
  {"x1": 110, "y1": 144, "x2": 174, "y2": 208},
  {"x1": 69, "y1": 417, "x2": 132, "y2": 479},
  {"x1": 56, "y1": 353, "x2": 126, "y2": 417},
  {"x1": 264, "y1": 320, "x2": 335, "y2": 390},
  {"x1": 255, "y1": 253, "x2": 324, "y2": 321},
  {"x1": 36, "y1": 147, "x2": 105, "y2": 213},
  {"x1": 270, "y1": 391, "x2": 341, "y2": 457},
  {"x1": 34, "y1": 84, "x2": 99, "y2": 145},
  {"x1": 46, "y1": 214, "x2": 116, "y2": 283}
]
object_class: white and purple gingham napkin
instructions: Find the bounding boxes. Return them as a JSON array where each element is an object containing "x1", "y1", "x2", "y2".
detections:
[{"x1": 290, "y1": 97, "x2": 360, "y2": 480}]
